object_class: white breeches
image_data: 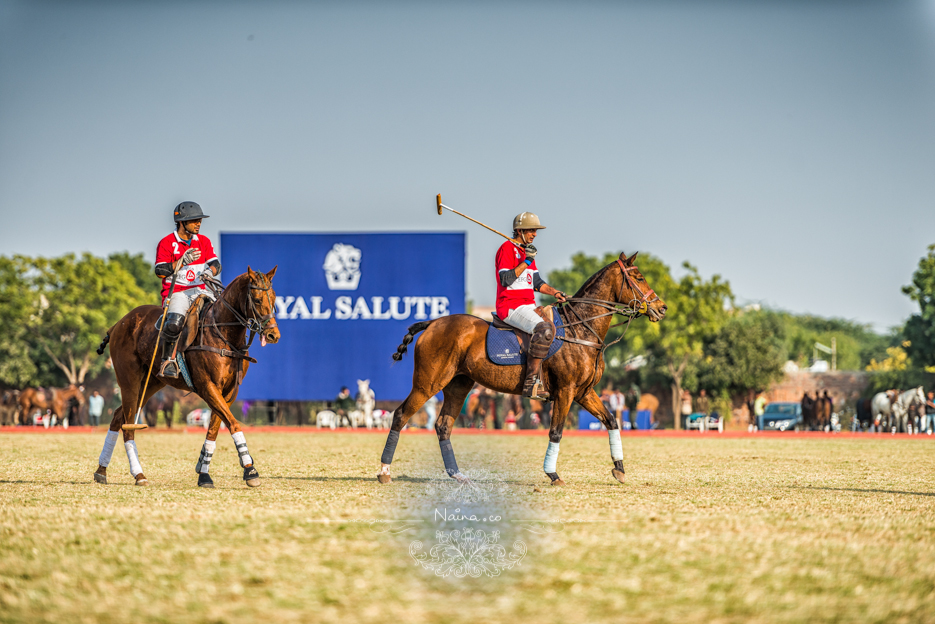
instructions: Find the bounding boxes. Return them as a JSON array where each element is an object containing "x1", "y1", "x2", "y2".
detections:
[
  {"x1": 504, "y1": 304, "x2": 542, "y2": 333},
  {"x1": 167, "y1": 288, "x2": 205, "y2": 315}
]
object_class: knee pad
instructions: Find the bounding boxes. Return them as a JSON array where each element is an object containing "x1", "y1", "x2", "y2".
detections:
[
  {"x1": 164, "y1": 313, "x2": 185, "y2": 339},
  {"x1": 530, "y1": 321, "x2": 555, "y2": 358}
]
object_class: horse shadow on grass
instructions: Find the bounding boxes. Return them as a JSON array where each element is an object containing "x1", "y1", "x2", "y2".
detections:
[
  {"x1": 265, "y1": 475, "x2": 436, "y2": 484},
  {"x1": 790, "y1": 485, "x2": 935, "y2": 498}
]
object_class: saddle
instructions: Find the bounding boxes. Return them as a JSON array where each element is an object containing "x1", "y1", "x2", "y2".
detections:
[
  {"x1": 486, "y1": 306, "x2": 564, "y2": 366},
  {"x1": 155, "y1": 294, "x2": 211, "y2": 354}
]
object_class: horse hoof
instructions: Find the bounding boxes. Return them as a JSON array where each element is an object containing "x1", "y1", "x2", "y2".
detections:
[
  {"x1": 93, "y1": 472, "x2": 107, "y2": 485},
  {"x1": 243, "y1": 466, "x2": 261, "y2": 487},
  {"x1": 377, "y1": 474, "x2": 392, "y2": 484},
  {"x1": 612, "y1": 468, "x2": 626, "y2": 484},
  {"x1": 550, "y1": 478, "x2": 565, "y2": 487},
  {"x1": 198, "y1": 473, "x2": 215, "y2": 488},
  {"x1": 134, "y1": 475, "x2": 148, "y2": 486}
]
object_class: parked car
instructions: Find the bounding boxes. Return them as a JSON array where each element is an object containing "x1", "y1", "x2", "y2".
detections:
[{"x1": 758, "y1": 402, "x2": 803, "y2": 432}]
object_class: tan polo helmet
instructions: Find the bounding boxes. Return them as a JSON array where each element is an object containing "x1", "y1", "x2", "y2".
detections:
[{"x1": 512, "y1": 212, "x2": 546, "y2": 231}]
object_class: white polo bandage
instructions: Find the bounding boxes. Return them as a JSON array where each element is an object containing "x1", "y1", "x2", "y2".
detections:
[
  {"x1": 99, "y1": 430, "x2": 119, "y2": 467},
  {"x1": 196, "y1": 439, "x2": 216, "y2": 474},
  {"x1": 608, "y1": 429, "x2": 623, "y2": 461},
  {"x1": 543, "y1": 441, "x2": 560, "y2": 473},
  {"x1": 125, "y1": 440, "x2": 143, "y2": 477},
  {"x1": 231, "y1": 432, "x2": 253, "y2": 468}
]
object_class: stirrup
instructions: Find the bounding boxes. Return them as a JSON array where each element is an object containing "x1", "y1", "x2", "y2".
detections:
[
  {"x1": 159, "y1": 358, "x2": 179, "y2": 379},
  {"x1": 523, "y1": 376, "x2": 550, "y2": 401}
]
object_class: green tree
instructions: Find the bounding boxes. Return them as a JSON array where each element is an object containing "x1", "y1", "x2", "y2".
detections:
[
  {"x1": 902, "y1": 244, "x2": 935, "y2": 372},
  {"x1": 27, "y1": 253, "x2": 153, "y2": 385},
  {"x1": 0, "y1": 256, "x2": 38, "y2": 386},
  {"x1": 699, "y1": 312, "x2": 785, "y2": 398},
  {"x1": 108, "y1": 251, "x2": 162, "y2": 303},
  {"x1": 643, "y1": 263, "x2": 733, "y2": 428}
]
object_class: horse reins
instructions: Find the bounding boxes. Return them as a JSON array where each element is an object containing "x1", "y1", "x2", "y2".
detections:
[
  {"x1": 187, "y1": 274, "x2": 277, "y2": 372},
  {"x1": 556, "y1": 258, "x2": 659, "y2": 353}
]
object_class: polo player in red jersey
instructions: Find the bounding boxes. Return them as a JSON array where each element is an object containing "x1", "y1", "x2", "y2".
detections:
[
  {"x1": 495, "y1": 212, "x2": 567, "y2": 400},
  {"x1": 154, "y1": 201, "x2": 221, "y2": 378}
]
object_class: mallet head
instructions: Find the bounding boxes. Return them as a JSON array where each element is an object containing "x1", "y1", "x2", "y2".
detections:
[{"x1": 436, "y1": 194, "x2": 443, "y2": 215}]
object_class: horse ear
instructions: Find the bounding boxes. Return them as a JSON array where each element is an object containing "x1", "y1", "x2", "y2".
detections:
[
  {"x1": 626, "y1": 251, "x2": 639, "y2": 265},
  {"x1": 247, "y1": 266, "x2": 254, "y2": 277},
  {"x1": 266, "y1": 265, "x2": 278, "y2": 280}
]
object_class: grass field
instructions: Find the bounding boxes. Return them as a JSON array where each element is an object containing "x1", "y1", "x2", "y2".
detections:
[{"x1": 1, "y1": 430, "x2": 934, "y2": 624}]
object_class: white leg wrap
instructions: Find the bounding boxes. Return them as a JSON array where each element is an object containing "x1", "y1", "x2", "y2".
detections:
[
  {"x1": 231, "y1": 431, "x2": 254, "y2": 468},
  {"x1": 608, "y1": 429, "x2": 624, "y2": 461},
  {"x1": 543, "y1": 441, "x2": 560, "y2": 473},
  {"x1": 125, "y1": 440, "x2": 143, "y2": 477},
  {"x1": 196, "y1": 439, "x2": 216, "y2": 474},
  {"x1": 99, "y1": 430, "x2": 119, "y2": 467}
]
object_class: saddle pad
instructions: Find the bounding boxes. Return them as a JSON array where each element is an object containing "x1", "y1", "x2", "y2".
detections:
[
  {"x1": 176, "y1": 352, "x2": 195, "y2": 391},
  {"x1": 485, "y1": 307, "x2": 564, "y2": 366}
]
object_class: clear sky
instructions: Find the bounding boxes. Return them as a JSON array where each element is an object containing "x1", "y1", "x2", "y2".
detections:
[{"x1": 2, "y1": 1, "x2": 934, "y2": 331}]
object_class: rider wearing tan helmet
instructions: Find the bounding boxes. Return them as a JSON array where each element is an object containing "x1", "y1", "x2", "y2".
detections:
[{"x1": 495, "y1": 212, "x2": 567, "y2": 399}]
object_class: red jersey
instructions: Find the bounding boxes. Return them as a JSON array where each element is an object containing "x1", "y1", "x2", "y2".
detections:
[
  {"x1": 495, "y1": 239, "x2": 538, "y2": 318},
  {"x1": 155, "y1": 232, "x2": 218, "y2": 300}
]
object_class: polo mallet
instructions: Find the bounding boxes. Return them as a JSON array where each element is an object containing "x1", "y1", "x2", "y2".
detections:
[
  {"x1": 436, "y1": 194, "x2": 512, "y2": 241},
  {"x1": 122, "y1": 255, "x2": 188, "y2": 431}
]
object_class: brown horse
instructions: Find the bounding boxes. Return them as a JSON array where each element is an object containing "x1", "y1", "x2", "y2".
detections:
[
  {"x1": 1, "y1": 390, "x2": 20, "y2": 425},
  {"x1": 93, "y1": 267, "x2": 280, "y2": 487},
  {"x1": 18, "y1": 385, "x2": 85, "y2": 425},
  {"x1": 377, "y1": 252, "x2": 666, "y2": 486}
]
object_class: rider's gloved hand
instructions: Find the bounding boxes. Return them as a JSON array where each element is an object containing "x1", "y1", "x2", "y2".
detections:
[
  {"x1": 180, "y1": 249, "x2": 201, "y2": 265},
  {"x1": 523, "y1": 244, "x2": 537, "y2": 259}
]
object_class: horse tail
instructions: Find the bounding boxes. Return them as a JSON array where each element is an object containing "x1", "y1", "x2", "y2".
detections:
[
  {"x1": 392, "y1": 321, "x2": 434, "y2": 362},
  {"x1": 96, "y1": 329, "x2": 111, "y2": 355}
]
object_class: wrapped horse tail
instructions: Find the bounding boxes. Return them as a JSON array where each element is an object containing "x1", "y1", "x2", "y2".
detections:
[
  {"x1": 96, "y1": 328, "x2": 113, "y2": 355},
  {"x1": 392, "y1": 321, "x2": 433, "y2": 361}
]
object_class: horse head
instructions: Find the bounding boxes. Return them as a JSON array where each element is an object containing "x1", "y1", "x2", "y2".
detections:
[
  {"x1": 617, "y1": 252, "x2": 667, "y2": 322},
  {"x1": 245, "y1": 266, "x2": 281, "y2": 347}
]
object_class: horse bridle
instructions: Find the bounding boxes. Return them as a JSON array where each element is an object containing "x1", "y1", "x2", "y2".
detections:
[
  {"x1": 557, "y1": 258, "x2": 659, "y2": 353},
  {"x1": 196, "y1": 273, "x2": 277, "y2": 360}
]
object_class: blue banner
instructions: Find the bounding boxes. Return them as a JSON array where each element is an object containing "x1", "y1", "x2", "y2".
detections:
[{"x1": 219, "y1": 232, "x2": 466, "y2": 401}]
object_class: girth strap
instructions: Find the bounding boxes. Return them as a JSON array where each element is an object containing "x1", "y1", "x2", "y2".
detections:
[{"x1": 186, "y1": 345, "x2": 258, "y2": 364}]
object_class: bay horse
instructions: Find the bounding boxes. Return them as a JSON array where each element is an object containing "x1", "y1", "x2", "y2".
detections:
[
  {"x1": 1, "y1": 390, "x2": 20, "y2": 425},
  {"x1": 18, "y1": 385, "x2": 85, "y2": 426},
  {"x1": 378, "y1": 252, "x2": 667, "y2": 486},
  {"x1": 93, "y1": 267, "x2": 280, "y2": 487}
]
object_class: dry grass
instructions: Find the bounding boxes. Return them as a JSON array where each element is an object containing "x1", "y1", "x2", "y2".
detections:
[{"x1": 1, "y1": 430, "x2": 934, "y2": 623}]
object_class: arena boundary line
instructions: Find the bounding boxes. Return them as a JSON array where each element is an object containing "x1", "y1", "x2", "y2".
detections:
[{"x1": 2, "y1": 426, "x2": 933, "y2": 440}]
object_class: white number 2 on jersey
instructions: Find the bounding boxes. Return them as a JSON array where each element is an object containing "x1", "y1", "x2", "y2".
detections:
[{"x1": 172, "y1": 242, "x2": 179, "y2": 257}]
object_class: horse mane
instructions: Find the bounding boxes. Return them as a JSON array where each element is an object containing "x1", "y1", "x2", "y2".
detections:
[{"x1": 571, "y1": 260, "x2": 618, "y2": 299}]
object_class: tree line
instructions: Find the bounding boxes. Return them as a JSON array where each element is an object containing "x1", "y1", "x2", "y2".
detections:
[{"x1": 0, "y1": 253, "x2": 159, "y2": 387}]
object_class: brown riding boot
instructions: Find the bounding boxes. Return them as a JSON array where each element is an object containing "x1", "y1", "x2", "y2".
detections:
[{"x1": 522, "y1": 320, "x2": 555, "y2": 400}]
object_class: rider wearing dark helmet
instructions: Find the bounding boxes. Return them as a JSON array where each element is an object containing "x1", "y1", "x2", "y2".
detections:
[
  {"x1": 153, "y1": 202, "x2": 221, "y2": 378},
  {"x1": 495, "y1": 212, "x2": 567, "y2": 400}
]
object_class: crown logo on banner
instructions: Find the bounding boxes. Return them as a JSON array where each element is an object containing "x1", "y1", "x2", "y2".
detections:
[{"x1": 323, "y1": 243, "x2": 362, "y2": 290}]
